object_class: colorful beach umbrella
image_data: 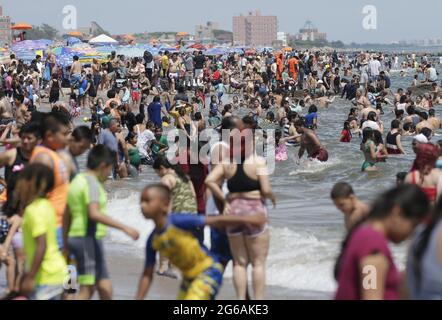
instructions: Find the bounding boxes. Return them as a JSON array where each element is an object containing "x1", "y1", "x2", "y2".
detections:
[
  {"x1": 67, "y1": 31, "x2": 83, "y2": 37},
  {"x1": 11, "y1": 23, "x2": 32, "y2": 30}
]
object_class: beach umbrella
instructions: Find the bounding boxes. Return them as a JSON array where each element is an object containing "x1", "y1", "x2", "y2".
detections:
[
  {"x1": 67, "y1": 31, "x2": 83, "y2": 37},
  {"x1": 66, "y1": 37, "x2": 82, "y2": 46},
  {"x1": 188, "y1": 43, "x2": 206, "y2": 50},
  {"x1": 229, "y1": 47, "x2": 244, "y2": 54},
  {"x1": 11, "y1": 23, "x2": 32, "y2": 30},
  {"x1": 244, "y1": 48, "x2": 256, "y2": 56},
  {"x1": 176, "y1": 32, "x2": 189, "y2": 37},
  {"x1": 205, "y1": 47, "x2": 228, "y2": 56}
]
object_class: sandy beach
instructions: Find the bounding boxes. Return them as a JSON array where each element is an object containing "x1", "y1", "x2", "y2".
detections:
[{"x1": 0, "y1": 243, "x2": 332, "y2": 300}]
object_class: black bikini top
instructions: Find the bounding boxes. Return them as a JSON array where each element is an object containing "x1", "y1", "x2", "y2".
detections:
[{"x1": 227, "y1": 162, "x2": 261, "y2": 193}]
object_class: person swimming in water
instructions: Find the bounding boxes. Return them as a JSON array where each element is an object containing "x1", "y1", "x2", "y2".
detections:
[
  {"x1": 294, "y1": 118, "x2": 329, "y2": 163},
  {"x1": 360, "y1": 127, "x2": 387, "y2": 172}
]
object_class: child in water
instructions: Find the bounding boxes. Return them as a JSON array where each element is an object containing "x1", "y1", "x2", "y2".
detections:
[
  {"x1": 135, "y1": 184, "x2": 266, "y2": 300},
  {"x1": 330, "y1": 182, "x2": 370, "y2": 230},
  {"x1": 125, "y1": 132, "x2": 142, "y2": 175},
  {"x1": 274, "y1": 129, "x2": 299, "y2": 162},
  {"x1": 340, "y1": 121, "x2": 352, "y2": 143}
]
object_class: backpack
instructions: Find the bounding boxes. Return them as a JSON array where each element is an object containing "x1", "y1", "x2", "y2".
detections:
[
  {"x1": 144, "y1": 52, "x2": 153, "y2": 64},
  {"x1": 0, "y1": 218, "x2": 10, "y2": 244}
]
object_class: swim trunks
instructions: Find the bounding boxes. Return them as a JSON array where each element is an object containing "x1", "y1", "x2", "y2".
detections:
[
  {"x1": 68, "y1": 237, "x2": 109, "y2": 286},
  {"x1": 177, "y1": 263, "x2": 223, "y2": 300}
]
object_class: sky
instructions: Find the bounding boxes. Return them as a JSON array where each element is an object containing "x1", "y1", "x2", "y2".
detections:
[{"x1": 2, "y1": 0, "x2": 441, "y2": 43}]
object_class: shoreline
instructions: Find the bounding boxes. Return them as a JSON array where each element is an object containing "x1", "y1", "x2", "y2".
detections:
[
  {"x1": 0, "y1": 242, "x2": 333, "y2": 300},
  {"x1": 106, "y1": 244, "x2": 333, "y2": 300}
]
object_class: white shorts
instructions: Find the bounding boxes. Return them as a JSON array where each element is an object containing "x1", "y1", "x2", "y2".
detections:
[{"x1": 12, "y1": 229, "x2": 23, "y2": 249}]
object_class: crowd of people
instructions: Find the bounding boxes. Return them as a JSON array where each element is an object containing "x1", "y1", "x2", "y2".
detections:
[{"x1": 0, "y1": 45, "x2": 441, "y2": 300}]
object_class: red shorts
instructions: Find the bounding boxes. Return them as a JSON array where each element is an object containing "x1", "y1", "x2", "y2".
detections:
[
  {"x1": 311, "y1": 148, "x2": 329, "y2": 162},
  {"x1": 387, "y1": 148, "x2": 401, "y2": 155},
  {"x1": 132, "y1": 91, "x2": 140, "y2": 102}
]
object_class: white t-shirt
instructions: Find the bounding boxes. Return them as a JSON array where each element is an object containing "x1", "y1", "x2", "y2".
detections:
[
  {"x1": 136, "y1": 129, "x2": 155, "y2": 158},
  {"x1": 368, "y1": 60, "x2": 381, "y2": 77},
  {"x1": 362, "y1": 120, "x2": 380, "y2": 131},
  {"x1": 396, "y1": 103, "x2": 407, "y2": 112},
  {"x1": 428, "y1": 67, "x2": 438, "y2": 82}
]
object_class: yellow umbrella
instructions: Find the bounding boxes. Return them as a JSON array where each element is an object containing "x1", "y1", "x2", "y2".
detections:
[
  {"x1": 282, "y1": 46, "x2": 293, "y2": 52},
  {"x1": 176, "y1": 32, "x2": 189, "y2": 37}
]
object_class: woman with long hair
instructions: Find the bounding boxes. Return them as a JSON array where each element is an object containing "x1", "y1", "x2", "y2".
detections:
[
  {"x1": 361, "y1": 128, "x2": 378, "y2": 172},
  {"x1": 405, "y1": 143, "x2": 441, "y2": 203},
  {"x1": 205, "y1": 116, "x2": 276, "y2": 300},
  {"x1": 335, "y1": 185, "x2": 430, "y2": 300}
]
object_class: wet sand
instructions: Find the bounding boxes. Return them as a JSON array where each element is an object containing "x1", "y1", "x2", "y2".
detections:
[
  {"x1": 0, "y1": 243, "x2": 332, "y2": 300},
  {"x1": 106, "y1": 245, "x2": 332, "y2": 300}
]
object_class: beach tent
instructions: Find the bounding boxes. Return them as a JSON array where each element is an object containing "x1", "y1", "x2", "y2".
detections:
[{"x1": 89, "y1": 34, "x2": 118, "y2": 45}]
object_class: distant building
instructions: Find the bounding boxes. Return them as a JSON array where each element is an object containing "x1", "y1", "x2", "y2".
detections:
[
  {"x1": 233, "y1": 11, "x2": 277, "y2": 46},
  {"x1": 0, "y1": 6, "x2": 12, "y2": 46},
  {"x1": 295, "y1": 21, "x2": 327, "y2": 42},
  {"x1": 277, "y1": 32, "x2": 287, "y2": 47},
  {"x1": 195, "y1": 21, "x2": 220, "y2": 41}
]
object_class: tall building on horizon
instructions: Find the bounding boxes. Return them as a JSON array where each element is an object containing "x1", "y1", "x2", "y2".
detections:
[
  {"x1": 195, "y1": 21, "x2": 220, "y2": 41},
  {"x1": 233, "y1": 11, "x2": 277, "y2": 46},
  {"x1": 295, "y1": 20, "x2": 327, "y2": 42},
  {"x1": 0, "y1": 6, "x2": 12, "y2": 46}
]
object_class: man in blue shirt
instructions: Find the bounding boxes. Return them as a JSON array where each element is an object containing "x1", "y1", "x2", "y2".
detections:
[{"x1": 148, "y1": 96, "x2": 163, "y2": 128}]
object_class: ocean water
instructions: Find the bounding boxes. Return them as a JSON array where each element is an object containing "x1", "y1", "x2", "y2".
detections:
[{"x1": 100, "y1": 66, "x2": 441, "y2": 296}]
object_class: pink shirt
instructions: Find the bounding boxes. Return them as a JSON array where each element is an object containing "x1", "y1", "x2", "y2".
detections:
[{"x1": 335, "y1": 225, "x2": 401, "y2": 300}]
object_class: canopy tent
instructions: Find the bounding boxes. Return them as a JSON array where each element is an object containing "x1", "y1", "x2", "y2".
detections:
[{"x1": 89, "y1": 34, "x2": 118, "y2": 45}]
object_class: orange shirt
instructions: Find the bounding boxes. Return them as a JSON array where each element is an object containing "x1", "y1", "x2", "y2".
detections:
[
  {"x1": 288, "y1": 58, "x2": 299, "y2": 79},
  {"x1": 276, "y1": 56, "x2": 284, "y2": 81},
  {"x1": 30, "y1": 146, "x2": 69, "y2": 226}
]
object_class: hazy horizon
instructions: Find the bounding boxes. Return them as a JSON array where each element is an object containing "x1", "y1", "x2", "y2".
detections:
[{"x1": 2, "y1": 0, "x2": 442, "y2": 44}]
